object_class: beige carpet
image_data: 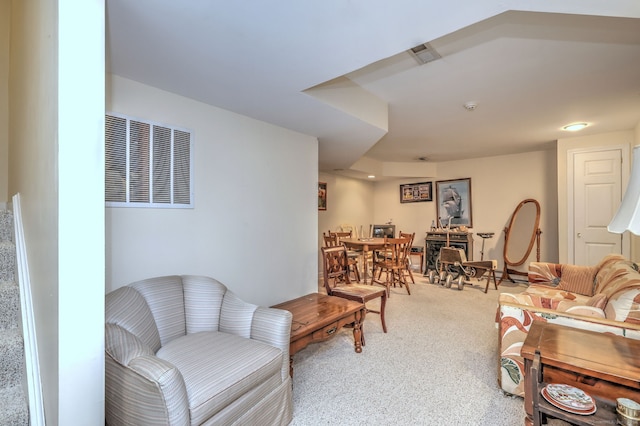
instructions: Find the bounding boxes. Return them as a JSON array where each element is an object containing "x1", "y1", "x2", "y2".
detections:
[{"x1": 290, "y1": 272, "x2": 529, "y2": 425}]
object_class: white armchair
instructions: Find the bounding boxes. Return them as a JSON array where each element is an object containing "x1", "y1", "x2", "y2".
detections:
[{"x1": 105, "y1": 275, "x2": 292, "y2": 425}]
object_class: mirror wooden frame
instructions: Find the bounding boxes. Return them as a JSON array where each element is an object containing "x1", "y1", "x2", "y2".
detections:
[{"x1": 499, "y1": 198, "x2": 542, "y2": 284}]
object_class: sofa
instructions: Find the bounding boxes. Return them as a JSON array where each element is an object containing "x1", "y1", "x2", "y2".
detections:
[
  {"x1": 497, "y1": 254, "x2": 640, "y2": 397},
  {"x1": 105, "y1": 275, "x2": 293, "y2": 425}
]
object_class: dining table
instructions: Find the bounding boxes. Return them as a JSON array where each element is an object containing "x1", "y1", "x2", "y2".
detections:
[{"x1": 340, "y1": 237, "x2": 387, "y2": 284}]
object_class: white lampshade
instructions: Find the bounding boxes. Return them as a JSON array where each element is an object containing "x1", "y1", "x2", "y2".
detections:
[{"x1": 608, "y1": 145, "x2": 640, "y2": 235}]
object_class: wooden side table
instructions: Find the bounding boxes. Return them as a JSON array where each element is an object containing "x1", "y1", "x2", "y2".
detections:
[
  {"x1": 272, "y1": 293, "x2": 365, "y2": 376},
  {"x1": 521, "y1": 321, "x2": 640, "y2": 426}
]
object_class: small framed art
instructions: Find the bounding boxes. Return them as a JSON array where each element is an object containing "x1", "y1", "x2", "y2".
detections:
[
  {"x1": 435, "y1": 178, "x2": 472, "y2": 227},
  {"x1": 400, "y1": 182, "x2": 433, "y2": 203},
  {"x1": 318, "y1": 182, "x2": 327, "y2": 211}
]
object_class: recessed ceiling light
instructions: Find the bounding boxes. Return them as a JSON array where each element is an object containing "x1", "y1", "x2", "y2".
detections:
[
  {"x1": 368, "y1": 175, "x2": 376, "y2": 179},
  {"x1": 563, "y1": 122, "x2": 588, "y2": 131}
]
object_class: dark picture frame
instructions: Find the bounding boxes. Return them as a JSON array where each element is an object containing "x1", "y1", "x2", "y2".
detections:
[
  {"x1": 435, "y1": 178, "x2": 472, "y2": 228},
  {"x1": 318, "y1": 182, "x2": 327, "y2": 211},
  {"x1": 400, "y1": 182, "x2": 433, "y2": 203}
]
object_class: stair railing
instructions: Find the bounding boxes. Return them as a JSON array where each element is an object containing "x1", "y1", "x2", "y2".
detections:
[{"x1": 13, "y1": 193, "x2": 45, "y2": 425}]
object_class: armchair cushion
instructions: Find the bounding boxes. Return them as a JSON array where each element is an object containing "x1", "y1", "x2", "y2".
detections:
[{"x1": 156, "y1": 331, "x2": 283, "y2": 425}]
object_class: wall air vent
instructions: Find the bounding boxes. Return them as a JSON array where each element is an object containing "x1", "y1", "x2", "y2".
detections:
[{"x1": 408, "y1": 42, "x2": 441, "y2": 65}]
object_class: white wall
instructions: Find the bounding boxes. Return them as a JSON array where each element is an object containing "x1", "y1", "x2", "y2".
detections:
[
  {"x1": 106, "y1": 75, "x2": 319, "y2": 306},
  {"x1": 9, "y1": 1, "x2": 106, "y2": 424},
  {"x1": 317, "y1": 173, "x2": 374, "y2": 277},
  {"x1": 325, "y1": 149, "x2": 558, "y2": 275},
  {"x1": 426, "y1": 150, "x2": 558, "y2": 267},
  {"x1": 318, "y1": 172, "x2": 374, "y2": 238},
  {"x1": 0, "y1": 0, "x2": 8, "y2": 205}
]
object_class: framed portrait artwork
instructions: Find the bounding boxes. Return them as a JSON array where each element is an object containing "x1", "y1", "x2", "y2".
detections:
[
  {"x1": 400, "y1": 182, "x2": 433, "y2": 203},
  {"x1": 318, "y1": 182, "x2": 327, "y2": 211},
  {"x1": 435, "y1": 178, "x2": 472, "y2": 228}
]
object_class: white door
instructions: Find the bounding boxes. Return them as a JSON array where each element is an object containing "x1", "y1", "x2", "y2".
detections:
[{"x1": 572, "y1": 149, "x2": 624, "y2": 265}]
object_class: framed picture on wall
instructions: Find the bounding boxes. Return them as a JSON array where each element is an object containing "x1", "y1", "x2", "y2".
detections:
[
  {"x1": 435, "y1": 178, "x2": 472, "y2": 227},
  {"x1": 400, "y1": 182, "x2": 433, "y2": 203},
  {"x1": 318, "y1": 182, "x2": 327, "y2": 211}
]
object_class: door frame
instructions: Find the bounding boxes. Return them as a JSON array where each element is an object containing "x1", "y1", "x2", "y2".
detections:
[{"x1": 567, "y1": 144, "x2": 630, "y2": 264}]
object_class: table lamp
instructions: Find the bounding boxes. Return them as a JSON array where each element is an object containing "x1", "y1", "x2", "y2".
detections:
[{"x1": 608, "y1": 145, "x2": 640, "y2": 235}]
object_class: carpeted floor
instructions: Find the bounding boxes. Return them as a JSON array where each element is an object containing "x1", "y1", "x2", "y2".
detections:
[{"x1": 289, "y1": 272, "x2": 529, "y2": 425}]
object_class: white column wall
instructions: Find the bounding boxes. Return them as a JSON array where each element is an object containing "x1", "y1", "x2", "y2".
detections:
[
  {"x1": 9, "y1": 0, "x2": 106, "y2": 424},
  {"x1": 9, "y1": 1, "x2": 60, "y2": 422}
]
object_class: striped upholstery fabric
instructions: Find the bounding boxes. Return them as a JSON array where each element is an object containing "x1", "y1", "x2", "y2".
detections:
[
  {"x1": 556, "y1": 264, "x2": 598, "y2": 296},
  {"x1": 105, "y1": 323, "x2": 154, "y2": 365},
  {"x1": 105, "y1": 275, "x2": 293, "y2": 426},
  {"x1": 105, "y1": 286, "x2": 161, "y2": 353},
  {"x1": 182, "y1": 275, "x2": 225, "y2": 333},
  {"x1": 220, "y1": 291, "x2": 258, "y2": 339},
  {"x1": 251, "y1": 307, "x2": 292, "y2": 382},
  {"x1": 157, "y1": 331, "x2": 282, "y2": 425},
  {"x1": 105, "y1": 354, "x2": 190, "y2": 425},
  {"x1": 128, "y1": 355, "x2": 191, "y2": 424},
  {"x1": 132, "y1": 276, "x2": 187, "y2": 347},
  {"x1": 219, "y1": 378, "x2": 292, "y2": 425}
]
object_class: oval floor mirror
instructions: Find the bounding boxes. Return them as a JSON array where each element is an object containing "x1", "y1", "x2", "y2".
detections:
[{"x1": 498, "y1": 199, "x2": 541, "y2": 284}]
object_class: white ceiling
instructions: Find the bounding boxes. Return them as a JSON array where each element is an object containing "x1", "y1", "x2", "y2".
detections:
[{"x1": 105, "y1": 1, "x2": 640, "y2": 180}]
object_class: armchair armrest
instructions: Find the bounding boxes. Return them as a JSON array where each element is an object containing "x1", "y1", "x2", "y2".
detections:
[
  {"x1": 219, "y1": 291, "x2": 293, "y2": 380},
  {"x1": 105, "y1": 324, "x2": 189, "y2": 425},
  {"x1": 251, "y1": 307, "x2": 293, "y2": 381}
]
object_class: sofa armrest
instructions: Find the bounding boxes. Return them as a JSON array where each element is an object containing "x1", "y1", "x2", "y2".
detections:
[
  {"x1": 251, "y1": 307, "x2": 293, "y2": 381},
  {"x1": 105, "y1": 324, "x2": 189, "y2": 425}
]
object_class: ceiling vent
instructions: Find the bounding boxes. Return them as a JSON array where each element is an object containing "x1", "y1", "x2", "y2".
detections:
[{"x1": 408, "y1": 42, "x2": 441, "y2": 65}]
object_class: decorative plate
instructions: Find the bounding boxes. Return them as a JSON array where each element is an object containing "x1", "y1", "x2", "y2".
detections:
[{"x1": 542, "y1": 384, "x2": 596, "y2": 415}]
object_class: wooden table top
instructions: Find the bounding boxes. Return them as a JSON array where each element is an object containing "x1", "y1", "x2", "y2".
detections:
[
  {"x1": 341, "y1": 237, "x2": 386, "y2": 249},
  {"x1": 272, "y1": 293, "x2": 365, "y2": 341},
  {"x1": 521, "y1": 321, "x2": 640, "y2": 390}
]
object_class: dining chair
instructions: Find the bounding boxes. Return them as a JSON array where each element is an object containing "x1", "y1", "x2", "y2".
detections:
[
  {"x1": 321, "y1": 245, "x2": 387, "y2": 334},
  {"x1": 323, "y1": 232, "x2": 361, "y2": 282},
  {"x1": 333, "y1": 230, "x2": 352, "y2": 241},
  {"x1": 332, "y1": 230, "x2": 366, "y2": 279},
  {"x1": 399, "y1": 231, "x2": 417, "y2": 284},
  {"x1": 371, "y1": 236, "x2": 412, "y2": 297},
  {"x1": 339, "y1": 224, "x2": 358, "y2": 238}
]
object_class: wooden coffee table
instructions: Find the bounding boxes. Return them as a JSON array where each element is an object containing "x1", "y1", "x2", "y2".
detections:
[
  {"x1": 521, "y1": 321, "x2": 640, "y2": 426},
  {"x1": 272, "y1": 292, "x2": 365, "y2": 376}
]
